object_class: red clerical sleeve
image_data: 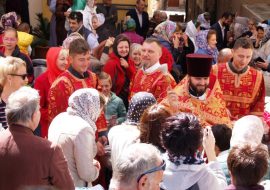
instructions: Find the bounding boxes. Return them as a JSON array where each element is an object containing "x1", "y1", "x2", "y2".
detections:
[
  {"x1": 48, "y1": 77, "x2": 73, "y2": 124},
  {"x1": 95, "y1": 111, "x2": 108, "y2": 139},
  {"x1": 160, "y1": 47, "x2": 173, "y2": 71},
  {"x1": 250, "y1": 76, "x2": 265, "y2": 117},
  {"x1": 154, "y1": 75, "x2": 176, "y2": 102}
]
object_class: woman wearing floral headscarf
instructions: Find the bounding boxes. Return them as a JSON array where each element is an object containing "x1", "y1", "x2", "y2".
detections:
[
  {"x1": 48, "y1": 88, "x2": 105, "y2": 187},
  {"x1": 152, "y1": 20, "x2": 177, "y2": 53},
  {"x1": 34, "y1": 47, "x2": 69, "y2": 138},
  {"x1": 197, "y1": 12, "x2": 211, "y2": 30},
  {"x1": 196, "y1": 29, "x2": 219, "y2": 64}
]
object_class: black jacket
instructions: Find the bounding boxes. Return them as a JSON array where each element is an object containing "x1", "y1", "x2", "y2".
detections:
[
  {"x1": 126, "y1": 8, "x2": 149, "y2": 38},
  {"x1": 211, "y1": 22, "x2": 229, "y2": 51},
  {"x1": 96, "y1": 4, "x2": 118, "y2": 36}
]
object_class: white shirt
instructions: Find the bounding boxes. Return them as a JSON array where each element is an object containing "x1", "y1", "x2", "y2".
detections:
[
  {"x1": 218, "y1": 21, "x2": 225, "y2": 40},
  {"x1": 136, "y1": 8, "x2": 143, "y2": 27},
  {"x1": 143, "y1": 62, "x2": 161, "y2": 73}
]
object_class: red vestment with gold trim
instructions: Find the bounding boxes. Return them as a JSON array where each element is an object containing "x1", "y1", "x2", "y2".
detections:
[
  {"x1": 212, "y1": 63, "x2": 265, "y2": 120},
  {"x1": 161, "y1": 76, "x2": 232, "y2": 127},
  {"x1": 48, "y1": 70, "x2": 107, "y2": 133},
  {"x1": 129, "y1": 68, "x2": 176, "y2": 102}
]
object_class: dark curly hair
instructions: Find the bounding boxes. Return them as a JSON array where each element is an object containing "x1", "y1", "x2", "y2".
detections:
[{"x1": 161, "y1": 113, "x2": 202, "y2": 157}]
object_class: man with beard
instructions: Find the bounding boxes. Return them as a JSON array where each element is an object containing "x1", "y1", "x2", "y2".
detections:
[
  {"x1": 212, "y1": 37, "x2": 265, "y2": 121},
  {"x1": 161, "y1": 54, "x2": 231, "y2": 127},
  {"x1": 211, "y1": 12, "x2": 233, "y2": 51}
]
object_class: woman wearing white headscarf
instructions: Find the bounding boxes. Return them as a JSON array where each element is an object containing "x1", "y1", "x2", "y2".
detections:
[
  {"x1": 48, "y1": 88, "x2": 105, "y2": 187},
  {"x1": 185, "y1": 20, "x2": 200, "y2": 52},
  {"x1": 82, "y1": 0, "x2": 97, "y2": 31},
  {"x1": 92, "y1": 13, "x2": 109, "y2": 43}
]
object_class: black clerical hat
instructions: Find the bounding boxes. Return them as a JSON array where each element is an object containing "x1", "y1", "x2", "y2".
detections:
[{"x1": 186, "y1": 54, "x2": 213, "y2": 77}]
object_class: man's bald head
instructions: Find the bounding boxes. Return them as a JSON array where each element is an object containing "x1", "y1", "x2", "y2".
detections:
[{"x1": 218, "y1": 48, "x2": 233, "y2": 63}]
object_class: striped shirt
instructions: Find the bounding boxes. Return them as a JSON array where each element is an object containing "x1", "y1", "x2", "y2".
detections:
[{"x1": 0, "y1": 99, "x2": 7, "y2": 129}]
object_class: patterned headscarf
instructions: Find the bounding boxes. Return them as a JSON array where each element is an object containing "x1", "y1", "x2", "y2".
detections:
[
  {"x1": 153, "y1": 20, "x2": 177, "y2": 42},
  {"x1": 67, "y1": 88, "x2": 101, "y2": 131},
  {"x1": 0, "y1": 12, "x2": 18, "y2": 32},
  {"x1": 197, "y1": 13, "x2": 210, "y2": 30},
  {"x1": 126, "y1": 92, "x2": 157, "y2": 125},
  {"x1": 196, "y1": 30, "x2": 219, "y2": 64},
  {"x1": 62, "y1": 32, "x2": 84, "y2": 49}
]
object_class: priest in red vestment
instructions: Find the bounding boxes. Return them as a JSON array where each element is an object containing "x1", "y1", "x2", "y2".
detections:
[
  {"x1": 48, "y1": 38, "x2": 107, "y2": 137},
  {"x1": 161, "y1": 54, "x2": 232, "y2": 128},
  {"x1": 129, "y1": 38, "x2": 176, "y2": 102},
  {"x1": 212, "y1": 37, "x2": 265, "y2": 120}
]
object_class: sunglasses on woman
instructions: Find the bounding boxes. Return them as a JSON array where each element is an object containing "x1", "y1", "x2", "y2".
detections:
[
  {"x1": 9, "y1": 73, "x2": 28, "y2": 80},
  {"x1": 136, "y1": 159, "x2": 166, "y2": 183}
]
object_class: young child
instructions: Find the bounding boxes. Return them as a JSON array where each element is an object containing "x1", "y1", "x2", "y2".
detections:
[
  {"x1": 98, "y1": 72, "x2": 126, "y2": 128},
  {"x1": 17, "y1": 22, "x2": 33, "y2": 56}
]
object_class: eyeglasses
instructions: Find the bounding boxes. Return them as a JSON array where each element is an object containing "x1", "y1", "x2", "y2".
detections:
[
  {"x1": 137, "y1": 160, "x2": 166, "y2": 183},
  {"x1": 9, "y1": 73, "x2": 28, "y2": 80}
]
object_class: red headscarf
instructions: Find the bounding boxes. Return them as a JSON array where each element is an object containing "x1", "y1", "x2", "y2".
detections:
[{"x1": 46, "y1": 47, "x2": 66, "y2": 85}]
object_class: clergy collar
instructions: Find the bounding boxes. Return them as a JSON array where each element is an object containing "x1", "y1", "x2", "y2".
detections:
[
  {"x1": 68, "y1": 66, "x2": 89, "y2": 79},
  {"x1": 228, "y1": 61, "x2": 248, "y2": 74},
  {"x1": 143, "y1": 62, "x2": 161, "y2": 73}
]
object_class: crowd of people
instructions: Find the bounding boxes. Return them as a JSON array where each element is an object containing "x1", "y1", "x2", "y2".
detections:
[{"x1": 0, "y1": 0, "x2": 270, "y2": 189}]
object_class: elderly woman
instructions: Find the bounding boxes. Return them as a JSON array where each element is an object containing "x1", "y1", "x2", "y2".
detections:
[
  {"x1": 48, "y1": 88, "x2": 105, "y2": 187},
  {"x1": 139, "y1": 104, "x2": 171, "y2": 152},
  {"x1": 160, "y1": 113, "x2": 227, "y2": 190},
  {"x1": 34, "y1": 47, "x2": 69, "y2": 138},
  {"x1": 92, "y1": 13, "x2": 109, "y2": 43},
  {"x1": 196, "y1": 29, "x2": 219, "y2": 64},
  {"x1": 0, "y1": 12, "x2": 18, "y2": 45},
  {"x1": 82, "y1": 0, "x2": 97, "y2": 31},
  {"x1": 129, "y1": 43, "x2": 142, "y2": 71},
  {"x1": 0, "y1": 56, "x2": 28, "y2": 129},
  {"x1": 152, "y1": 20, "x2": 176, "y2": 53},
  {"x1": 197, "y1": 12, "x2": 211, "y2": 30},
  {"x1": 0, "y1": 86, "x2": 74, "y2": 189}
]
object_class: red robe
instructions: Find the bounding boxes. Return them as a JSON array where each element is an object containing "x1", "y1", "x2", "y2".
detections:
[
  {"x1": 129, "y1": 65, "x2": 176, "y2": 102},
  {"x1": 103, "y1": 53, "x2": 136, "y2": 96},
  {"x1": 161, "y1": 76, "x2": 232, "y2": 128},
  {"x1": 212, "y1": 63, "x2": 265, "y2": 120},
  {"x1": 34, "y1": 71, "x2": 50, "y2": 138},
  {"x1": 48, "y1": 70, "x2": 107, "y2": 134}
]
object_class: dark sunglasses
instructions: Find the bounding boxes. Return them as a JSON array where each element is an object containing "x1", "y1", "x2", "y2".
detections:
[
  {"x1": 137, "y1": 160, "x2": 166, "y2": 183},
  {"x1": 9, "y1": 73, "x2": 28, "y2": 80}
]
